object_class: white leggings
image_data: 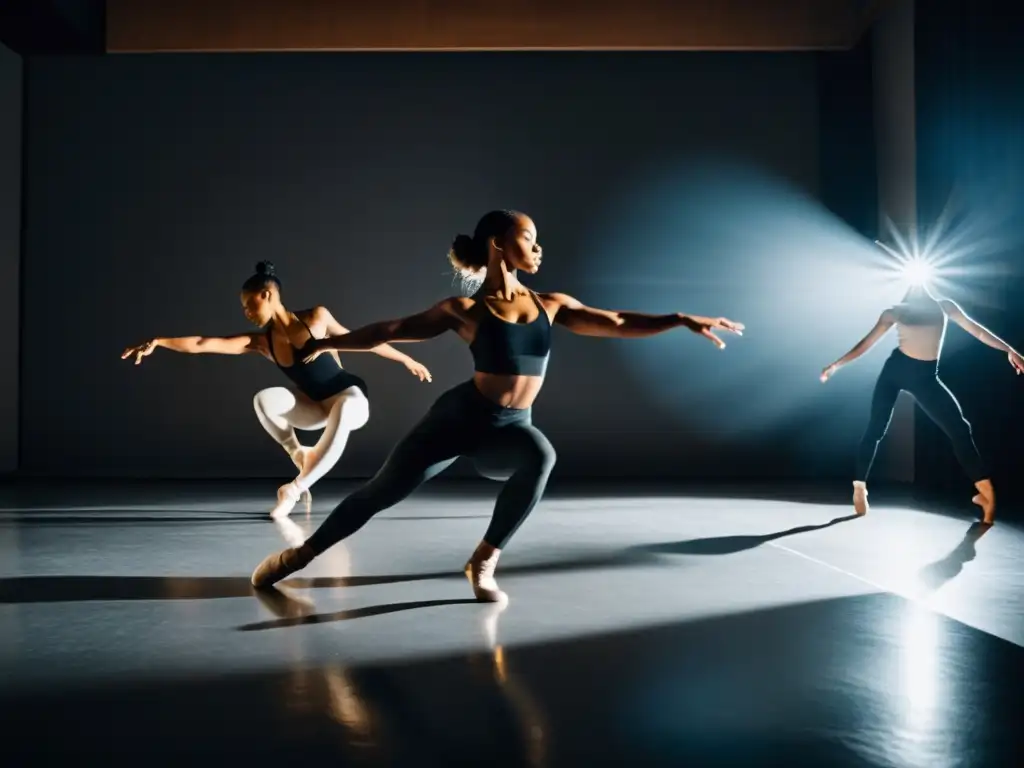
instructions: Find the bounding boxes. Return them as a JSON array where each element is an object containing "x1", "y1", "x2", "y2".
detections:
[{"x1": 253, "y1": 385, "x2": 370, "y2": 492}]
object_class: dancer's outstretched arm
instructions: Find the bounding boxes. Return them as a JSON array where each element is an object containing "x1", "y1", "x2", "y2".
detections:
[
  {"x1": 313, "y1": 306, "x2": 432, "y2": 382},
  {"x1": 940, "y1": 300, "x2": 1024, "y2": 374},
  {"x1": 303, "y1": 300, "x2": 464, "y2": 362},
  {"x1": 820, "y1": 310, "x2": 896, "y2": 382},
  {"x1": 121, "y1": 333, "x2": 262, "y2": 365},
  {"x1": 542, "y1": 293, "x2": 744, "y2": 348}
]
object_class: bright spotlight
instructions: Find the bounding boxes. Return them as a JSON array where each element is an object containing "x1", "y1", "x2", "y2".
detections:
[
  {"x1": 874, "y1": 239, "x2": 937, "y2": 290},
  {"x1": 902, "y1": 257, "x2": 934, "y2": 288}
]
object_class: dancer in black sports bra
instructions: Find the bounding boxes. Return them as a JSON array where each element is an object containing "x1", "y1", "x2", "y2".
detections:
[
  {"x1": 251, "y1": 210, "x2": 744, "y2": 603},
  {"x1": 122, "y1": 261, "x2": 432, "y2": 518}
]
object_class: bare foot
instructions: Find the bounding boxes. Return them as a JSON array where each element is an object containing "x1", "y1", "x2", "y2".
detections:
[{"x1": 852, "y1": 481, "x2": 869, "y2": 516}]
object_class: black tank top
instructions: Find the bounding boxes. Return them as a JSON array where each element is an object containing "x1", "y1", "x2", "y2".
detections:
[
  {"x1": 469, "y1": 292, "x2": 552, "y2": 377},
  {"x1": 267, "y1": 313, "x2": 367, "y2": 402}
]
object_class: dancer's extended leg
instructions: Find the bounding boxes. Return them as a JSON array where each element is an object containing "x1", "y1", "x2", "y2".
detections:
[
  {"x1": 466, "y1": 422, "x2": 556, "y2": 602},
  {"x1": 252, "y1": 393, "x2": 471, "y2": 587},
  {"x1": 853, "y1": 362, "x2": 902, "y2": 514},
  {"x1": 252, "y1": 382, "x2": 557, "y2": 604},
  {"x1": 909, "y1": 375, "x2": 994, "y2": 523}
]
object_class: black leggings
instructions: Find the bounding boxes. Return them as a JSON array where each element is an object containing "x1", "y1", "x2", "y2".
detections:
[
  {"x1": 855, "y1": 349, "x2": 988, "y2": 482},
  {"x1": 306, "y1": 380, "x2": 556, "y2": 555}
]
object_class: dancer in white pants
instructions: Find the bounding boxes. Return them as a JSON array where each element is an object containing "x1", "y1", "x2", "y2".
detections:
[{"x1": 122, "y1": 261, "x2": 432, "y2": 517}]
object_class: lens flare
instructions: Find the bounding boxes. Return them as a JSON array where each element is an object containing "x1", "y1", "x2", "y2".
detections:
[
  {"x1": 902, "y1": 257, "x2": 934, "y2": 288},
  {"x1": 874, "y1": 239, "x2": 938, "y2": 291}
]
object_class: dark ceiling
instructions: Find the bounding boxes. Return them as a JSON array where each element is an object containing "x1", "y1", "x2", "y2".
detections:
[{"x1": 1, "y1": 0, "x2": 888, "y2": 55}]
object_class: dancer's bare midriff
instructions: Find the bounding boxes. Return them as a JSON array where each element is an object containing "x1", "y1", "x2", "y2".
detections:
[{"x1": 473, "y1": 372, "x2": 545, "y2": 410}]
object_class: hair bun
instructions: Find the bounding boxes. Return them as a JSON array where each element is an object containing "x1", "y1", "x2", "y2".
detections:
[{"x1": 255, "y1": 260, "x2": 276, "y2": 276}]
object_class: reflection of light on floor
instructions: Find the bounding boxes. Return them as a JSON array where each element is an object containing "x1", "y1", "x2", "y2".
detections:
[
  {"x1": 900, "y1": 607, "x2": 939, "y2": 733},
  {"x1": 272, "y1": 515, "x2": 308, "y2": 548},
  {"x1": 869, "y1": 604, "x2": 951, "y2": 768},
  {"x1": 892, "y1": 605, "x2": 955, "y2": 768},
  {"x1": 272, "y1": 515, "x2": 351, "y2": 575},
  {"x1": 324, "y1": 665, "x2": 375, "y2": 746},
  {"x1": 264, "y1": 520, "x2": 374, "y2": 749},
  {"x1": 481, "y1": 604, "x2": 546, "y2": 767}
]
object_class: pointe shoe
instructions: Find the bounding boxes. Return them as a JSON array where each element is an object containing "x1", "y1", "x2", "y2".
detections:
[
  {"x1": 269, "y1": 482, "x2": 303, "y2": 519},
  {"x1": 972, "y1": 479, "x2": 995, "y2": 525},
  {"x1": 251, "y1": 543, "x2": 315, "y2": 588},
  {"x1": 464, "y1": 548, "x2": 508, "y2": 604},
  {"x1": 853, "y1": 481, "x2": 869, "y2": 516}
]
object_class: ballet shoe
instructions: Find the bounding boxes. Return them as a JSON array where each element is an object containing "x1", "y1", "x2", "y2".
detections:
[
  {"x1": 269, "y1": 482, "x2": 303, "y2": 519},
  {"x1": 852, "y1": 481, "x2": 869, "y2": 516},
  {"x1": 972, "y1": 479, "x2": 995, "y2": 525},
  {"x1": 251, "y1": 543, "x2": 316, "y2": 588},
  {"x1": 464, "y1": 547, "x2": 508, "y2": 604}
]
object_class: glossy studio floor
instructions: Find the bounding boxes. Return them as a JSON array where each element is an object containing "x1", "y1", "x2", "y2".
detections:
[{"x1": 1, "y1": 479, "x2": 1021, "y2": 766}]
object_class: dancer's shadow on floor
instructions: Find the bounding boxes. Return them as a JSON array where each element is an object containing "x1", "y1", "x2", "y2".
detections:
[
  {"x1": 244, "y1": 588, "x2": 479, "y2": 631},
  {"x1": 0, "y1": 516, "x2": 860, "y2": 605},
  {"x1": 0, "y1": 512, "x2": 271, "y2": 526},
  {"x1": 631, "y1": 515, "x2": 858, "y2": 557},
  {"x1": 916, "y1": 522, "x2": 991, "y2": 595},
  {"x1": 289, "y1": 514, "x2": 859, "y2": 590}
]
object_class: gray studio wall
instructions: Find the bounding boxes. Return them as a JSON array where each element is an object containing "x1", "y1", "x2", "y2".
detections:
[
  {"x1": 0, "y1": 44, "x2": 21, "y2": 474},
  {"x1": 21, "y1": 52, "x2": 821, "y2": 479}
]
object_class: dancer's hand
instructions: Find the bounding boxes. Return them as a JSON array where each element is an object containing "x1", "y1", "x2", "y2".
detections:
[
  {"x1": 301, "y1": 338, "x2": 331, "y2": 364},
  {"x1": 820, "y1": 363, "x2": 838, "y2": 382},
  {"x1": 404, "y1": 360, "x2": 432, "y2": 382},
  {"x1": 1009, "y1": 351, "x2": 1024, "y2": 375},
  {"x1": 122, "y1": 339, "x2": 157, "y2": 365},
  {"x1": 680, "y1": 316, "x2": 744, "y2": 349}
]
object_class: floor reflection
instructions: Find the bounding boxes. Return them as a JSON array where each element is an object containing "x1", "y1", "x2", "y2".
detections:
[
  {"x1": 253, "y1": 520, "x2": 552, "y2": 765},
  {"x1": 259, "y1": 522, "x2": 383, "y2": 761},
  {"x1": 478, "y1": 602, "x2": 548, "y2": 767},
  {"x1": 2, "y1": 482, "x2": 1023, "y2": 765},
  {"x1": 899, "y1": 606, "x2": 943, "y2": 744}
]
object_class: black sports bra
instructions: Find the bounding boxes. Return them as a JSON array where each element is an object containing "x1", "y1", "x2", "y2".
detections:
[{"x1": 469, "y1": 292, "x2": 552, "y2": 377}]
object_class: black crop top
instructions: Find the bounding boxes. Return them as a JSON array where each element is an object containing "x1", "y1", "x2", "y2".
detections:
[{"x1": 469, "y1": 293, "x2": 552, "y2": 377}]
